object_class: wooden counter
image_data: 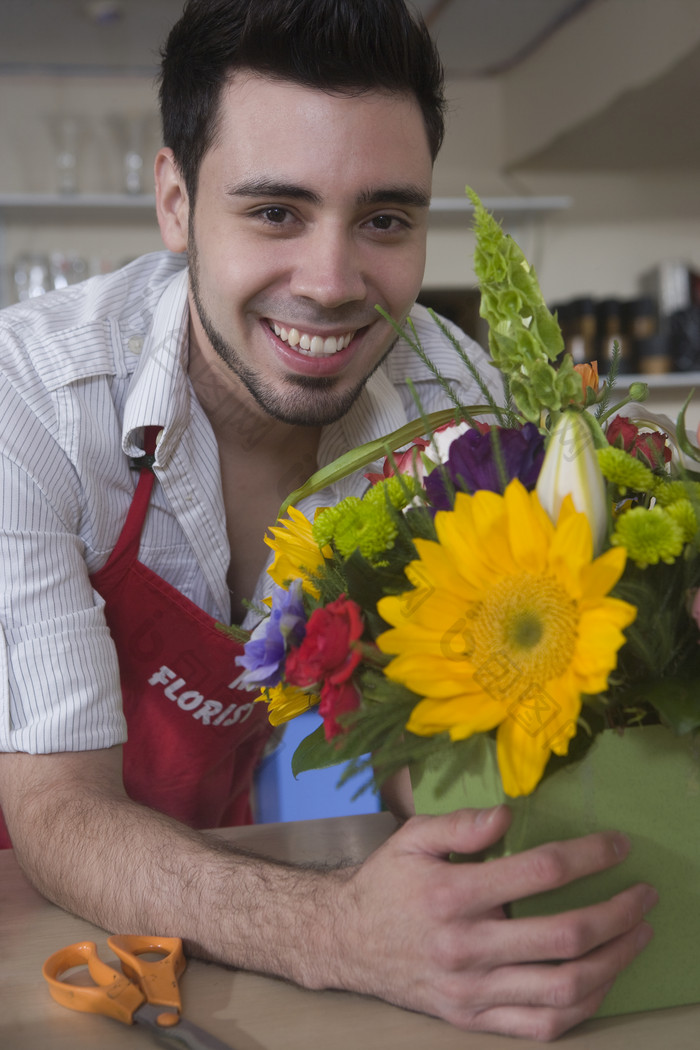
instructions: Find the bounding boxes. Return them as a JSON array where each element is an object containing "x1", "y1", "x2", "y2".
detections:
[{"x1": 1, "y1": 812, "x2": 697, "y2": 1049}]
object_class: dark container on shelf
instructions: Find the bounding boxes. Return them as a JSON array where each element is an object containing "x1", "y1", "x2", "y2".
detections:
[
  {"x1": 597, "y1": 298, "x2": 634, "y2": 373},
  {"x1": 626, "y1": 297, "x2": 669, "y2": 375},
  {"x1": 669, "y1": 305, "x2": 700, "y2": 372},
  {"x1": 567, "y1": 297, "x2": 597, "y2": 365}
]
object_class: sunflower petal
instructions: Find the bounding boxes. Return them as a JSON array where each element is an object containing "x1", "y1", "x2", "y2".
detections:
[{"x1": 407, "y1": 694, "x2": 504, "y2": 737}]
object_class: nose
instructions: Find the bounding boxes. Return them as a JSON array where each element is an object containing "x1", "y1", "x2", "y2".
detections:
[{"x1": 289, "y1": 222, "x2": 367, "y2": 307}]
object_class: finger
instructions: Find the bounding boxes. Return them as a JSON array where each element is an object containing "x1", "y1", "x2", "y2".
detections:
[
  {"x1": 454, "y1": 984, "x2": 611, "y2": 1042},
  {"x1": 473, "y1": 882, "x2": 659, "y2": 966},
  {"x1": 452, "y1": 923, "x2": 654, "y2": 1041},
  {"x1": 463, "y1": 830, "x2": 632, "y2": 913},
  {"x1": 473, "y1": 919, "x2": 654, "y2": 1008},
  {"x1": 398, "y1": 806, "x2": 513, "y2": 859}
]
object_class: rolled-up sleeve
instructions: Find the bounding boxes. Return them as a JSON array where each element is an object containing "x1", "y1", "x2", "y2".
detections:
[{"x1": 0, "y1": 385, "x2": 126, "y2": 754}]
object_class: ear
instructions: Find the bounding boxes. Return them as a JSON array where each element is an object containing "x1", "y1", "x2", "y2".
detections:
[{"x1": 154, "y1": 148, "x2": 189, "y2": 253}]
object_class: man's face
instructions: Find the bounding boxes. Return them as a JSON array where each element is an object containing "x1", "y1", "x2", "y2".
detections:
[{"x1": 185, "y1": 73, "x2": 433, "y2": 428}]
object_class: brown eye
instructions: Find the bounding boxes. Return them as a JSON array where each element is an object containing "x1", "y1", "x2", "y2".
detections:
[
  {"x1": 371, "y1": 214, "x2": 394, "y2": 230},
  {"x1": 263, "y1": 207, "x2": 288, "y2": 223}
]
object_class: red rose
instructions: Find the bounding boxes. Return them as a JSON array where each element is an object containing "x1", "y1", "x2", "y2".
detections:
[
  {"x1": 318, "y1": 680, "x2": 361, "y2": 741},
  {"x1": 364, "y1": 438, "x2": 431, "y2": 486},
  {"x1": 285, "y1": 596, "x2": 363, "y2": 739},
  {"x1": 606, "y1": 415, "x2": 640, "y2": 450},
  {"x1": 607, "y1": 415, "x2": 672, "y2": 469}
]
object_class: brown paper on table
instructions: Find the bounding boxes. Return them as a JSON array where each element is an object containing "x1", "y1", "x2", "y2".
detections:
[{"x1": 411, "y1": 724, "x2": 700, "y2": 1017}]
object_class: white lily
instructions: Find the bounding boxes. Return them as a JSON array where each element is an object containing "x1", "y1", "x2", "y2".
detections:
[{"x1": 536, "y1": 411, "x2": 608, "y2": 555}]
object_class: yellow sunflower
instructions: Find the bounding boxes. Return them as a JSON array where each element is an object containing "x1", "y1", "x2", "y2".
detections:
[
  {"x1": 376, "y1": 479, "x2": 636, "y2": 797},
  {"x1": 256, "y1": 682, "x2": 318, "y2": 725},
  {"x1": 265, "y1": 505, "x2": 331, "y2": 597}
]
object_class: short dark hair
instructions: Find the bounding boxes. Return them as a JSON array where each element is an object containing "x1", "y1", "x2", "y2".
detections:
[{"x1": 158, "y1": 0, "x2": 445, "y2": 204}]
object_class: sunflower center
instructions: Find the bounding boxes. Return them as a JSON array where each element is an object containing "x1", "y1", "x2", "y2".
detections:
[
  {"x1": 509, "y1": 612, "x2": 543, "y2": 649},
  {"x1": 471, "y1": 572, "x2": 578, "y2": 687}
]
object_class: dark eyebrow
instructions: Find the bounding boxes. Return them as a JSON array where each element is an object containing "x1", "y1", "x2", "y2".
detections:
[
  {"x1": 356, "y1": 186, "x2": 431, "y2": 209},
  {"x1": 226, "y1": 178, "x2": 430, "y2": 210},
  {"x1": 226, "y1": 179, "x2": 321, "y2": 204}
]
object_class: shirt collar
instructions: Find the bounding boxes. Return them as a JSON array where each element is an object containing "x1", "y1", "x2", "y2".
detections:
[{"x1": 122, "y1": 266, "x2": 191, "y2": 467}]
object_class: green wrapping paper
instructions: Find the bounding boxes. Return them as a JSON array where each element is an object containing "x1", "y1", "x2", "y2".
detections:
[{"x1": 410, "y1": 725, "x2": 700, "y2": 1017}]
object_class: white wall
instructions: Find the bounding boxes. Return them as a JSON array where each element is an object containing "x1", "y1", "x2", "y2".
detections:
[
  {"x1": 2, "y1": 0, "x2": 700, "y2": 311},
  {"x1": 0, "y1": 73, "x2": 163, "y2": 292},
  {"x1": 426, "y1": 68, "x2": 700, "y2": 303},
  {"x1": 423, "y1": 0, "x2": 700, "y2": 303}
]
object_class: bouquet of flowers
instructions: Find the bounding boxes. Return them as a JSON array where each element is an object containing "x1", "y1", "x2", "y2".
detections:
[{"x1": 230, "y1": 188, "x2": 700, "y2": 805}]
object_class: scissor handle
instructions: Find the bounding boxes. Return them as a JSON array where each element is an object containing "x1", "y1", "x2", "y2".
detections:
[
  {"x1": 42, "y1": 941, "x2": 145, "y2": 1025},
  {"x1": 108, "y1": 935, "x2": 185, "y2": 1014}
]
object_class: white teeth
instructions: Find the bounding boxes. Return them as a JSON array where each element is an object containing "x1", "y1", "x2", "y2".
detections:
[{"x1": 270, "y1": 323, "x2": 355, "y2": 356}]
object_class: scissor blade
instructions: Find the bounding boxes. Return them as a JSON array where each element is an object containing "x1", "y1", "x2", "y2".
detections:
[{"x1": 134, "y1": 1003, "x2": 237, "y2": 1050}]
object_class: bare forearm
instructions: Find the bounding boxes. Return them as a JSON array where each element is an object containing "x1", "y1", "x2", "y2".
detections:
[{"x1": 2, "y1": 749, "x2": 349, "y2": 989}]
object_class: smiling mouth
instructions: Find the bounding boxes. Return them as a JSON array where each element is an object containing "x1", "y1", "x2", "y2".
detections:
[{"x1": 269, "y1": 321, "x2": 356, "y2": 357}]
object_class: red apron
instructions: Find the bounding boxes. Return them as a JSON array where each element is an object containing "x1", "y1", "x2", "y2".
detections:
[{"x1": 0, "y1": 427, "x2": 271, "y2": 848}]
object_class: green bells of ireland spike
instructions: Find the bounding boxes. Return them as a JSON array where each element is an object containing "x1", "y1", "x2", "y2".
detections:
[{"x1": 467, "y1": 187, "x2": 582, "y2": 423}]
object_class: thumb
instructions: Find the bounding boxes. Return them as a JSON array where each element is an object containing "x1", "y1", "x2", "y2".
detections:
[{"x1": 400, "y1": 805, "x2": 512, "y2": 859}]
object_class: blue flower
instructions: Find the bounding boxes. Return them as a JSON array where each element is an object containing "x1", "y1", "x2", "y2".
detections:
[
  {"x1": 425, "y1": 423, "x2": 545, "y2": 509},
  {"x1": 236, "y1": 579, "x2": 307, "y2": 688}
]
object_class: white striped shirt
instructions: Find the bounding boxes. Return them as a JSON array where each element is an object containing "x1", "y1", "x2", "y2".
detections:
[{"x1": 0, "y1": 250, "x2": 501, "y2": 754}]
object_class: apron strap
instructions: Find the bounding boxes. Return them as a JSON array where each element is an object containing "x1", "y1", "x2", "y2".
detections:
[{"x1": 103, "y1": 426, "x2": 160, "y2": 568}]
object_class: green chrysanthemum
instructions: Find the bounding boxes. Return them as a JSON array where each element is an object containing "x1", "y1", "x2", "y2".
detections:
[
  {"x1": 665, "y1": 498, "x2": 698, "y2": 543},
  {"x1": 611, "y1": 505, "x2": 685, "y2": 567},
  {"x1": 312, "y1": 476, "x2": 421, "y2": 561},
  {"x1": 597, "y1": 447, "x2": 655, "y2": 493},
  {"x1": 653, "y1": 478, "x2": 700, "y2": 507},
  {"x1": 364, "y1": 474, "x2": 421, "y2": 510}
]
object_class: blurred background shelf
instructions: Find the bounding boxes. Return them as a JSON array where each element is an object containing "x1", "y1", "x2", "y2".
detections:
[
  {"x1": 0, "y1": 192, "x2": 571, "y2": 216},
  {"x1": 604, "y1": 372, "x2": 700, "y2": 389}
]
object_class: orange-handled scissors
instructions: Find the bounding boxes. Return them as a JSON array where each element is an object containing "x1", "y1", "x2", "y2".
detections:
[{"x1": 43, "y1": 935, "x2": 235, "y2": 1049}]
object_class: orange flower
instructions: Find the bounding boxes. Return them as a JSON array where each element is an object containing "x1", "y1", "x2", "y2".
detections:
[{"x1": 574, "y1": 361, "x2": 599, "y2": 398}]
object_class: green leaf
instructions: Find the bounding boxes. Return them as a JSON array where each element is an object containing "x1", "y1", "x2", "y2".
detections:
[
  {"x1": 674, "y1": 390, "x2": 700, "y2": 463},
  {"x1": 291, "y1": 724, "x2": 347, "y2": 775},
  {"x1": 635, "y1": 678, "x2": 700, "y2": 735},
  {"x1": 342, "y1": 549, "x2": 406, "y2": 613},
  {"x1": 215, "y1": 621, "x2": 250, "y2": 643}
]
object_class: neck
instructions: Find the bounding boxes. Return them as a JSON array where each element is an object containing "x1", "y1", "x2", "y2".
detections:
[
  {"x1": 187, "y1": 335, "x2": 322, "y2": 515},
  {"x1": 188, "y1": 331, "x2": 320, "y2": 457}
]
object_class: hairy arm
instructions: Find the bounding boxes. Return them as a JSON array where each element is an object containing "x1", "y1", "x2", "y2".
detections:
[
  {"x1": 0, "y1": 746, "x2": 657, "y2": 1042},
  {"x1": 0, "y1": 746, "x2": 347, "y2": 987}
]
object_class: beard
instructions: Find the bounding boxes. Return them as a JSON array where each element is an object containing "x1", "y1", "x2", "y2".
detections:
[{"x1": 188, "y1": 238, "x2": 396, "y2": 429}]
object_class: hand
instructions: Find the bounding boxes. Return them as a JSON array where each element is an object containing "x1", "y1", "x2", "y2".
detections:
[{"x1": 331, "y1": 806, "x2": 657, "y2": 1041}]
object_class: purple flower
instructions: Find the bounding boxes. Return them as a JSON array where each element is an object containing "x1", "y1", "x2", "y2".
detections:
[
  {"x1": 236, "y1": 579, "x2": 307, "y2": 689},
  {"x1": 424, "y1": 423, "x2": 545, "y2": 509}
]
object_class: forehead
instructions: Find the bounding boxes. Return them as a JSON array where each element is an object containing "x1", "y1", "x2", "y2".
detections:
[{"x1": 205, "y1": 73, "x2": 433, "y2": 193}]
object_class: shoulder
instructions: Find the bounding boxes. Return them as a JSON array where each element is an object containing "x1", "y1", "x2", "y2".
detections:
[{"x1": 0, "y1": 251, "x2": 186, "y2": 392}]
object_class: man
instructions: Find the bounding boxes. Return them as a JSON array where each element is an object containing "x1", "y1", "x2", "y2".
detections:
[{"x1": 0, "y1": 0, "x2": 656, "y2": 1040}]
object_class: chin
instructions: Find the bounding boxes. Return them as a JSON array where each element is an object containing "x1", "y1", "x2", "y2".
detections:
[{"x1": 254, "y1": 377, "x2": 366, "y2": 428}]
